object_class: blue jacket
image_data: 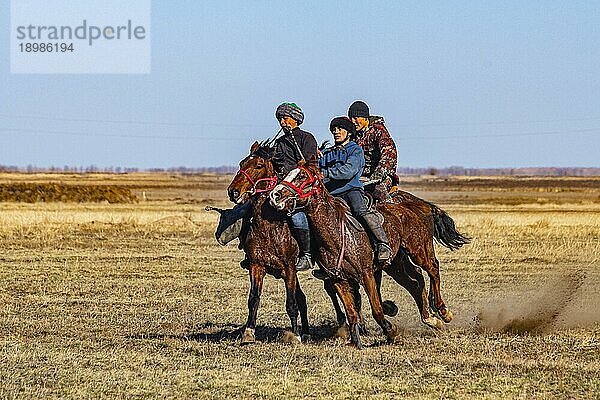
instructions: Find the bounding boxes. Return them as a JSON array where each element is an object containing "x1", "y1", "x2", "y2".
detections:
[{"x1": 319, "y1": 141, "x2": 365, "y2": 195}]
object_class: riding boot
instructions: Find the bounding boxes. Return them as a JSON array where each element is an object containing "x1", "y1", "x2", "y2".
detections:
[
  {"x1": 362, "y1": 212, "x2": 393, "y2": 262},
  {"x1": 238, "y1": 215, "x2": 251, "y2": 270},
  {"x1": 292, "y1": 228, "x2": 313, "y2": 271}
]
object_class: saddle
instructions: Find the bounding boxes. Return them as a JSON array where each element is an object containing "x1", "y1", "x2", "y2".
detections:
[{"x1": 337, "y1": 194, "x2": 385, "y2": 231}]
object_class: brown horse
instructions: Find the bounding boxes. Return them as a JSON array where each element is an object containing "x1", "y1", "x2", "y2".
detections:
[
  {"x1": 269, "y1": 161, "x2": 466, "y2": 345},
  {"x1": 226, "y1": 142, "x2": 351, "y2": 344}
]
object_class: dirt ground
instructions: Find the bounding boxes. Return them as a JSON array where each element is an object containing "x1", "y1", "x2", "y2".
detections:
[{"x1": 0, "y1": 172, "x2": 598, "y2": 399}]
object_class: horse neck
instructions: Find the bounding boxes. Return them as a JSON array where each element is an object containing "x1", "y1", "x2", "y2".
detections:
[
  {"x1": 255, "y1": 159, "x2": 274, "y2": 179},
  {"x1": 265, "y1": 160, "x2": 274, "y2": 177},
  {"x1": 249, "y1": 192, "x2": 284, "y2": 226},
  {"x1": 241, "y1": 157, "x2": 275, "y2": 180},
  {"x1": 249, "y1": 193, "x2": 267, "y2": 217},
  {"x1": 305, "y1": 189, "x2": 345, "y2": 235}
]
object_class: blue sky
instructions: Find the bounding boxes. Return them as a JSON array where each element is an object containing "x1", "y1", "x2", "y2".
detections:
[{"x1": 1, "y1": 1, "x2": 599, "y2": 169}]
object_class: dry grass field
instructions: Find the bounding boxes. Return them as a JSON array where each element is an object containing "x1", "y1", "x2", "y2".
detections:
[{"x1": 0, "y1": 172, "x2": 599, "y2": 399}]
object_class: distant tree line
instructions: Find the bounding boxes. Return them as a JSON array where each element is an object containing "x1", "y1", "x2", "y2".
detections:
[
  {"x1": 397, "y1": 166, "x2": 600, "y2": 176},
  {"x1": 0, "y1": 164, "x2": 598, "y2": 176},
  {"x1": 0, "y1": 165, "x2": 141, "y2": 174}
]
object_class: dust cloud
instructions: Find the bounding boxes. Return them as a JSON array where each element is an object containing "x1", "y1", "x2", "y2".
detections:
[{"x1": 474, "y1": 271, "x2": 600, "y2": 334}]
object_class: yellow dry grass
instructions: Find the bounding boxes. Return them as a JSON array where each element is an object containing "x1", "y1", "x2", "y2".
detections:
[{"x1": 0, "y1": 173, "x2": 598, "y2": 399}]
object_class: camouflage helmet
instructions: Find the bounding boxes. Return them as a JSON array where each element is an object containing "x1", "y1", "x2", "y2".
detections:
[{"x1": 275, "y1": 102, "x2": 304, "y2": 125}]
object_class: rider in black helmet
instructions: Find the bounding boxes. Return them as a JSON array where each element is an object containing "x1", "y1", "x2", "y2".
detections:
[
  {"x1": 348, "y1": 100, "x2": 398, "y2": 201},
  {"x1": 319, "y1": 116, "x2": 392, "y2": 263}
]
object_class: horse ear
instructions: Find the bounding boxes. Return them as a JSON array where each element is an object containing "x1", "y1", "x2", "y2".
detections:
[
  {"x1": 307, "y1": 154, "x2": 318, "y2": 168},
  {"x1": 298, "y1": 159, "x2": 306, "y2": 167},
  {"x1": 250, "y1": 141, "x2": 260, "y2": 154}
]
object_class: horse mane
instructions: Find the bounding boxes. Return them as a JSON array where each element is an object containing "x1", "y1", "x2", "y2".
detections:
[{"x1": 252, "y1": 140, "x2": 275, "y2": 160}]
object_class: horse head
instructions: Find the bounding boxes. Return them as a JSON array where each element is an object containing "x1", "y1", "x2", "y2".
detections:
[
  {"x1": 227, "y1": 141, "x2": 276, "y2": 204},
  {"x1": 269, "y1": 158, "x2": 323, "y2": 213}
]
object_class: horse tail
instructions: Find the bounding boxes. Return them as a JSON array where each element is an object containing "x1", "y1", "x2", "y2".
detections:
[{"x1": 430, "y1": 203, "x2": 470, "y2": 250}]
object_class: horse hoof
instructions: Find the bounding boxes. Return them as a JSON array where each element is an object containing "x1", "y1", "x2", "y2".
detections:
[
  {"x1": 423, "y1": 316, "x2": 444, "y2": 331},
  {"x1": 301, "y1": 334, "x2": 311, "y2": 343},
  {"x1": 439, "y1": 308, "x2": 454, "y2": 323},
  {"x1": 348, "y1": 325, "x2": 364, "y2": 350},
  {"x1": 282, "y1": 331, "x2": 302, "y2": 345},
  {"x1": 385, "y1": 322, "x2": 401, "y2": 344},
  {"x1": 240, "y1": 328, "x2": 256, "y2": 345},
  {"x1": 382, "y1": 300, "x2": 398, "y2": 317},
  {"x1": 358, "y1": 323, "x2": 369, "y2": 336},
  {"x1": 345, "y1": 338, "x2": 363, "y2": 349},
  {"x1": 335, "y1": 323, "x2": 349, "y2": 339}
]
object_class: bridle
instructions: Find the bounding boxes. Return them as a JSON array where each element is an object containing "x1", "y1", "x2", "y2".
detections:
[
  {"x1": 237, "y1": 168, "x2": 278, "y2": 195},
  {"x1": 275, "y1": 165, "x2": 322, "y2": 214}
]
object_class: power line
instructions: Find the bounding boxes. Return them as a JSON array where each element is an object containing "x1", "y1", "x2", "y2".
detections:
[
  {"x1": 391, "y1": 116, "x2": 600, "y2": 128},
  {"x1": 0, "y1": 127, "x2": 250, "y2": 140},
  {"x1": 399, "y1": 127, "x2": 599, "y2": 141},
  {"x1": 0, "y1": 114, "x2": 273, "y2": 128},
  {"x1": 1, "y1": 126, "x2": 598, "y2": 141},
  {"x1": 1, "y1": 113, "x2": 600, "y2": 129}
]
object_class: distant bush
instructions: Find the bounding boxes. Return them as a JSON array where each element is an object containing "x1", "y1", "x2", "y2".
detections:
[{"x1": 0, "y1": 183, "x2": 138, "y2": 203}]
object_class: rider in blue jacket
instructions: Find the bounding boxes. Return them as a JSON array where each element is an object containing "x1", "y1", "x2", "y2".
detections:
[{"x1": 319, "y1": 117, "x2": 392, "y2": 262}]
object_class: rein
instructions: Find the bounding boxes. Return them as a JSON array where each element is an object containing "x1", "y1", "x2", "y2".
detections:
[
  {"x1": 335, "y1": 217, "x2": 346, "y2": 277},
  {"x1": 278, "y1": 166, "x2": 322, "y2": 215},
  {"x1": 278, "y1": 166, "x2": 321, "y2": 200},
  {"x1": 238, "y1": 168, "x2": 278, "y2": 194}
]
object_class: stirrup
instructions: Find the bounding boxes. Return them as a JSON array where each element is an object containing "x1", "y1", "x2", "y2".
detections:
[
  {"x1": 376, "y1": 243, "x2": 393, "y2": 262},
  {"x1": 295, "y1": 254, "x2": 312, "y2": 271}
]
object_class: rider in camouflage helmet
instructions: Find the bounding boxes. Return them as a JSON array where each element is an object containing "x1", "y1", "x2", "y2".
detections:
[{"x1": 272, "y1": 102, "x2": 318, "y2": 271}]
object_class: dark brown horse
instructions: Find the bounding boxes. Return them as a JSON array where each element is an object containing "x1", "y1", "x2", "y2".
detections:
[
  {"x1": 226, "y1": 142, "x2": 350, "y2": 344},
  {"x1": 269, "y1": 161, "x2": 467, "y2": 345},
  {"x1": 268, "y1": 163, "x2": 402, "y2": 347}
]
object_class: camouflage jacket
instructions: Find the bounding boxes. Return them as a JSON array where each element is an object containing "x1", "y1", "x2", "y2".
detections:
[{"x1": 356, "y1": 116, "x2": 398, "y2": 190}]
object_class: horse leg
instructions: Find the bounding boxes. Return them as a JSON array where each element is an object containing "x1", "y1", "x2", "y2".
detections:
[
  {"x1": 361, "y1": 268, "x2": 400, "y2": 343},
  {"x1": 375, "y1": 268, "x2": 398, "y2": 317},
  {"x1": 294, "y1": 276, "x2": 310, "y2": 341},
  {"x1": 283, "y1": 271, "x2": 302, "y2": 343},
  {"x1": 351, "y1": 283, "x2": 368, "y2": 335},
  {"x1": 323, "y1": 278, "x2": 347, "y2": 327},
  {"x1": 241, "y1": 264, "x2": 266, "y2": 345},
  {"x1": 413, "y1": 246, "x2": 453, "y2": 323},
  {"x1": 427, "y1": 256, "x2": 453, "y2": 323},
  {"x1": 333, "y1": 281, "x2": 363, "y2": 349},
  {"x1": 386, "y1": 258, "x2": 444, "y2": 331}
]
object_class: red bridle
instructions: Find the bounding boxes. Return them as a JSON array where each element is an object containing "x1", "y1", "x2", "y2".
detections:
[
  {"x1": 278, "y1": 165, "x2": 322, "y2": 199},
  {"x1": 237, "y1": 168, "x2": 278, "y2": 194}
]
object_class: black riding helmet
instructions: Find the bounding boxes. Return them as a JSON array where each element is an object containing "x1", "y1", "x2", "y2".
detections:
[
  {"x1": 347, "y1": 101, "x2": 370, "y2": 119},
  {"x1": 329, "y1": 116, "x2": 356, "y2": 138}
]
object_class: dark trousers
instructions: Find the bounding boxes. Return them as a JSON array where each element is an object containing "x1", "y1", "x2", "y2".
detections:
[{"x1": 338, "y1": 188, "x2": 368, "y2": 218}]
